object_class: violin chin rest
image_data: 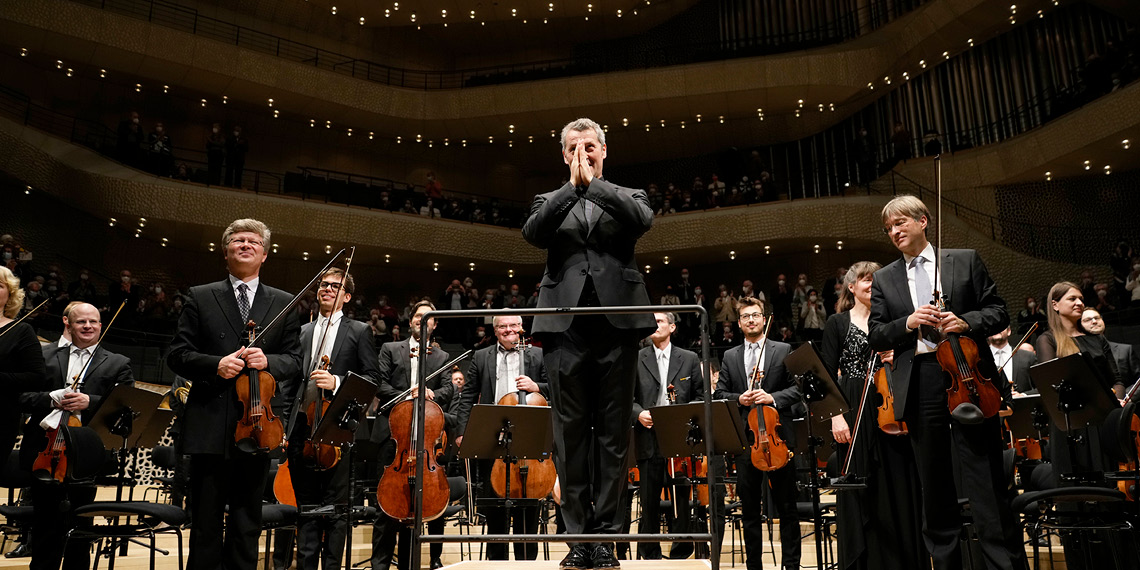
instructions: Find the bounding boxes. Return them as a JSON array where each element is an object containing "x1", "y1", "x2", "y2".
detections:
[{"x1": 951, "y1": 403, "x2": 984, "y2": 425}]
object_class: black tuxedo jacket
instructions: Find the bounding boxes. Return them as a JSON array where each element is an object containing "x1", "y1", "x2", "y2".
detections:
[
  {"x1": 455, "y1": 343, "x2": 550, "y2": 436},
  {"x1": 1006, "y1": 349, "x2": 1038, "y2": 394},
  {"x1": 287, "y1": 317, "x2": 381, "y2": 439},
  {"x1": 632, "y1": 344, "x2": 704, "y2": 460},
  {"x1": 370, "y1": 339, "x2": 454, "y2": 444},
  {"x1": 20, "y1": 344, "x2": 134, "y2": 468},
  {"x1": 167, "y1": 279, "x2": 303, "y2": 455},
  {"x1": 1109, "y1": 341, "x2": 1139, "y2": 388},
  {"x1": 868, "y1": 248, "x2": 1009, "y2": 421},
  {"x1": 521, "y1": 178, "x2": 656, "y2": 334},
  {"x1": 713, "y1": 338, "x2": 801, "y2": 423}
]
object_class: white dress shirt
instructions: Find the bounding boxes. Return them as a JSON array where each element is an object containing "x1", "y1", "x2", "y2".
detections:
[
  {"x1": 654, "y1": 343, "x2": 672, "y2": 407},
  {"x1": 228, "y1": 274, "x2": 260, "y2": 303},
  {"x1": 902, "y1": 243, "x2": 943, "y2": 355},
  {"x1": 311, "y1": 310, "x2": 344, "y2": 392},
  {"x1": 495, "y1": 343, "x2": 523, "y2": 403},
  {"x1": 990, "y1": 344, "x2": 1014, "y2": 388}
]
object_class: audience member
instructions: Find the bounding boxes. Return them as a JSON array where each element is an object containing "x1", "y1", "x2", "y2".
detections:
[
  {"x1": 225, "y1": 126, "x2": 249, "y2": 188},
  {"x1": 147, "y1": 122, "x2": 174, "y2": 177},
  {"x1": 117, "y1": 110, "x2": 145, "y2": 167}
]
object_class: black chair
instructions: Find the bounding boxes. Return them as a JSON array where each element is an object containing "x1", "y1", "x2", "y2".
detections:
[
  {"x1": 1012, "y1": 486, "x2": 1131, "y2": 570},
  {"x1": 66, "y1": 501, "x2": 188, "y2": 570},
  {"x1": 0, "y1": 450, "x2": 33, "y2": 555},
  {"x1": 142, "y1": 445, "x2": 178, "y2": 504}
]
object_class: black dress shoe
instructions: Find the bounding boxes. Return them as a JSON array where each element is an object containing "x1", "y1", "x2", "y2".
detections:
[
  {"x1": 560, "y1": 544, "x2": 592, "y2": 570},
  {"x1": 592, "y1": 542, "x2": 621, "y2": 569},
  {"x1": 4, "y1": 543, "x2": 30, "y2": 558},
  {"x1": 430, "y1": 557, "x2": 444, "y2": 569}
]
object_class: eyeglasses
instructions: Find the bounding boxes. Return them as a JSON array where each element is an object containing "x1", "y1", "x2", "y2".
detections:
[
  {"x1": 228, "y1": 237, "x2": 264, "y2": 248},
  {"x1": 739, "y1": 312, "x2": 764, "y2": 322},
  {"x1": 494, "y1": 323, "x2": 522, "y2": 331},
  {"x1": 318, "y1": 281, "x2": 343, "y2": 291},
  {"x1": 1081, "y1": 315, "x2": 1102, "y2": 322},
  {"x1": 881, "y1": 217, "x2": 913, "y2": 235}
]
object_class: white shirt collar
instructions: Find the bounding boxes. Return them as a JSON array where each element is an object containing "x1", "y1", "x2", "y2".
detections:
[
  {"x1": 654, "y1": 342, "x2": 671, "y2": 360},
  {"x1": 318, "y1": 310, "x2": 343, "y2": 326},
  {"x1": 72, "y1": 343, "x2": 97, "y2": 355},
  {"x1": 903, "y1": 242, "x2": 937, "y2": 267},
  {"x1": 228, "y1": 274, "x2": 260, "y2": 296}
]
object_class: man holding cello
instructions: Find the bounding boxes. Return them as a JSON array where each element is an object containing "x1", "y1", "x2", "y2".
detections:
[
  {"x1": 867, "y1": 195, "x2": 1025, "y2": 570},
  {"x1": 168, "y1": 218, "x2": 302, "y2": 570},
  {"x1": 455, "y1": 313, "x2": 550, "y2": 561},
  {"x1": 283, "y1": 267, "x2": 380, "y2": 570},
  {"x1": 712, "y1": 297, "x2": 801, "y2": 570}
]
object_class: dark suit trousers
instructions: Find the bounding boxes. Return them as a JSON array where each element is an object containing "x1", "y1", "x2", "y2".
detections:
[
  {"x1": 291, "y1": 455, "x2": 350, "y2": 570},
  {"x1": 477, "y1": 459, "x2": 540, "y2": 560},
  {"x1": 540, "y1": 314, "x2": 640, "y2": 541},
  {"x1": 636, "y1": 456, "x2": 694, "y2": 560},
  {"x1": 736, "y1": 454, "x2": 800, "y2": 570},
  {"x1": 30, "y1": 482, "x2": 97, "y2": 570},
  {"x1": 906, "y1": 356, "x2": 1026, "y2": 570},
  {"x1": 188, "y1": 452, "x2": 270, "y2": 570}
]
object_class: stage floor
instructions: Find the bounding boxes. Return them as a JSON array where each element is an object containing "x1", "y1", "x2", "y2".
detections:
[{"x1": 444, "y1": 561, "x2": 712, "y2": 569}]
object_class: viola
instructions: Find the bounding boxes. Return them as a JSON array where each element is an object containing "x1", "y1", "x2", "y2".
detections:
[
  {"x1": 874, "y1": 364, "x2": 908, "y2": 435},
  {"x1": 490, "y1": 338, "x2": 557, "y2": 500},
  {"x1": 376, "y1": 397, "x2": 449, "y2": 523},
  {"x1": 746, "y1": 352, "x2": 792, "y2": 471},
  {"x1": 234, "y1": 320, "x2": 285, "y2": 454},
  {"x1": 938, "y1": 333, "x2": 1003, "y2": 420},
  {"x1": 302, "y1": 355, "x2": 342, "y2": 470},
  {"x1": 31, "y1": 373, "x2": 85, "y2": 483}
]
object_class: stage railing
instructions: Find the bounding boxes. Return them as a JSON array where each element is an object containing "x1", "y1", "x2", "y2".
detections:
[{"x1": 408, "y1": 304, "x2": 720, "y2": 569}]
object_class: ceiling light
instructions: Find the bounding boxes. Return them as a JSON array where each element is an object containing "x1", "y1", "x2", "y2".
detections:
[
  {"x1": 645, "y1": 124, "x2": 650, "y2": 132},
  {"x1": 109, "y1": 217, "x2": 117, "y2": 226},
  {"x1": 163, "y1": 85, "x2": 169, "y2": 93},
  {"x1": 617, "y1": 9, "x2": 622, "y2": 16},
  {"x1": 325, "y1": 120, "x2": 331, "y2": 129},
  {"x1": 162, "y1": 238, "x2": 168, "y2": 247},
  {"x1": 797, "y1": 99, "x2": 804, "y2": 108},
  {"x1": 303, "y1": 252, "x2": 310, "y2": 260},
  {"x1": 511, "y1": 8, "x2": 517, "y2": 16},
  {"x1": 310, "y1": 119, "x2": 316, "y2": 127},
  {"x1": 100, "y1": 69, "x2": 106, "y2": 78},
  {"x1": 943, "y1": 51, "x2": 950, "y2": 58},
  {"x1": 1084, "y1": 160, "x2": 1091, "y2": 170},
  {"x1": 369, "y1": 131, "x2": 374, "y2": 140},
  {"x1": 66, "y1": 68, "x2": 73, "y2": 77},
  {"x1": 223, "y1": 96, "x2": 228, "y2": 104},
  {"x1": 331, "y1": 6, "x2": 337, "y2": 14},
  {"x1": 919, "y1": 59, "x2": 926, "y2": 68},
  {"x1": 1123, "y1": 139, "x2": 1131, "y2": 149},
  {"x1": 508, "y1": 269, "x2": 514, "y2": 278},
  {"x1": 273, "y1": 109, "x2": 279, "y2": 118},
  {"x1": 644, "y1": 265, "x2": 650, "y2": 274},
  {"x1": 508, "y1": 124, "x2": 515, "y2": 133},
  {"x1": 1104, "y1": 165, "x2": 1112, "y2": 175},
  {"x1": 135, "y1": 83, "x2": 142, "y2": 92},
  {"x1": 201, "y1": 98, "x2": 207, "y2": 107},
  {"x1": 622, "y1": 118, "x2": 629, "y2": 126},
  {"x1": 1045, "y1": 171, "x2": 1052, "y2": 181},
  {"x1": 433, "y1": 262, "x2": 439, "y2": 271},
  {"x1": 549, "y1": 2, "x2": 554, "y2": 10},
  {"x1": 470, "y1": 10, "x2": 475, "y2": 18},
  {"x1": 729, "y1": 251, "x2": 736, "y2": 260},
  {"x1": 267, "y1": 98, "x2": 274, "y2": 107},
  {"x1": 20, "y1": 48, "x2": 27, "y2": 57},
  {"x1": 488, "y1": 136, "x2": 494, "y2": 143},
  {"x1": 385, "y1": 254, "x2": 391, "y2": 263},
  {"x1": 347, "y1": 128, "x2": 353, "y2": 136},
  {"x1": 659, "y1": 120, "x2": 665, "y2": 127},
  {"x1": 462, "y1": 139, "x2": 467, "y2": 147},
  {"x1": 386, "y1": 9, "x2": 390, "y2": 17},
  {"x1": 441, "y1": 9, "x2": 446, "y2": 17},
  {"x1": 967, "y1": 38, "x2": 974, "y2": 46},
  {"x1": 396, "y1": 136, "x2": 402, "y2": 143},
  {"x1": 57, "y1": 60, "x2": 63, "y2": 69},
  {"x1": 469, "y1": 262, "x2": 476, "y2": 271},
  {"x1": 444, "y1": 138, "x2": 449, "y2": 145},
  {"x1": 718, "y1": 115, "x2": 724, "y2": 123},
  {"x1": 208, "y1": 242, "x2": 215, "y2": 251},
  {"x1": 416, "y1": 134, "x2": 422, "y2": 142},
  {"x1": 680, "y1": 121, "x2": 685, "y2": 129},
  {"x1": 360, "y1": 16, "x2": 365, "y2": 24},
  {"x1": 764, "y1": 245, "x2": 771, "y2": 254},
  {"x1": 813, "y1": 244, "x2": 821, "y2": 254},
  {"x1": 529, "y1": 135, "x2": 534, "y2": 143},
  {"x1": 696, "y1": 114, "x2": 702, "y2": 122},
  {"x1": 663, "y1": 256, "x2": 670, "y2": 264},
  {"x1": 836, "y1": 240, "x2": 844, "y2": 250}
]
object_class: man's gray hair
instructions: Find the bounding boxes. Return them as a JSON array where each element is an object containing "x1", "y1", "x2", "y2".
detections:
[
  {"x1": 222, "y1": 218, "x2": 271, "y2": 245},
  {"x1": 560, "y1": 118, "x2": 605, "y2": 148},
  {"x1": 656, "y1": 311, "x2": 677, "y2": 325}
]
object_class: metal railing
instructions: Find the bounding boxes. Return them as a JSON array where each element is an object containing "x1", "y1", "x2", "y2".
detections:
[{"x1": 410, "y1": 305, "x2": 720, "y2": 570}]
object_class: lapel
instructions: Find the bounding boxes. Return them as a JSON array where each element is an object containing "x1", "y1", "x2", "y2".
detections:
[
  {"x1": 212, "y1": 280, "x2": 246, "y2": 336},
  {"x1": 640, "y1": 349, "x2": 661, "y2": 402},
  {"x1": 300, "y1": 322, "x2": 315, "y2": 373},
  {"x1": 938, "y1": 248, "x2": 956, "y2": 309},
  {"x1": 889, "y1": 260, "x2": 915, "y2": 314},
  {"x1": 328, "y1": 319, "x2": 351, "y2": 365},
  {"x1": 482, "y1": 347, "x2": 498, "y2": 403},
  {"x1": 666, "y1": 345, "x2": 683, "y2": 385},
  {"x1": 83, "y1": 348, "x2": 108, "y2": 383},
  {"x1": 54, "y1": 346, "x2": 71, "y2": 387},
  {"x1": 733, "y1": 345, "x2": 749, "y2": 391},
  {"x1": 247, "y1": 285, "x2": 273, "y2": 330},
  {"x1": 570, "y1": 197, "x2": 588, "y2": 237},
  {"x1": 585, "y1": 197, "x2": 604, "y2": 237},
  {"x1": 396, "y1": 341, "x2": 411, "y2": 387}
]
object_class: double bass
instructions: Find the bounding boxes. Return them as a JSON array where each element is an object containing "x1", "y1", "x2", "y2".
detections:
[
  {"x1": 490, "y1": 336, "x2": 557, "y2": 500},
  {"x1": 747, "y1": 320, "x2": 793, "y2": 471}
]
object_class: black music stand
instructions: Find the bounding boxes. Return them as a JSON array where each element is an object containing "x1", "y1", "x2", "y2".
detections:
[
  {"x1": 1007, "y1": 394, "x2": 1048, "y2": 443},
  {"x1": 309, "y1": 371, "x2": 376, "y2": 570},
  {"x1": 1031, "y1": 353, "x2": 1119, "y2": 483},
  {"x1": 784, "y1": 341, "x2": 849, "y2": 570},
  {"x1": 460, "y1": 404, "x2": 553, "y2": 524},
  {"x1": 650, "y1": 400, "x2": 748, "y2": 459}
]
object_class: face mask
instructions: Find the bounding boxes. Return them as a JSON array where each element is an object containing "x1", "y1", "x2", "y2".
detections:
[
  {"x1": 486, "y1": 294, "x2": 495, "y2": 300},
  {"x1": 742, "y1": 286, "x2": 751, "y2": 292},
  {"x1": 798, "y1": 279, "x2": 806, "y2": 286},
  {"x1": 132, "y1": 117, "x2": 139, "y2": 124},
  {"x1": 476, "y1": 331, "x2": 485, "y2": 337},
  {"x1": 1, "y1": 253, "x2": 10, "y2": 262},
  {"x1": 80, "y1": 274, "x2": 88, "y2": 280},
  {"x1": 778, "y1": 280, "x2": 785, "y2": 286},
  {"x1": 122, "y1": 276, "x2": 131, "y2": 283},
  {"x1": 511, "y1": 290, "x2": 519, "y2": 296},
  {"x1": 809, "y1": 295, "x2": 818, "y2": 301},
  {"x1": 212, "y1": 127, "x2": 219, "y2": 134},
  {"x1": 1027, "y1": 301, "x2": 1036, "y2": 309},
  {"x1": 464, "y1": 280, "x2": 473, "y2": 287},
  {"x1": 694, "y1": 289, "x2": 702, "y2": 295},
  {"x1": 233, "y1": 131, "x2": 240, "y2": 137},
  {"x1": 155, "y1": 287, "x2": 162, "y2": 294},
  {"x1": 379, "y1": 300, "x2": 386, "y2": 306},
  {"x1": 49, "y1": 272, "x2": 58, "y2": 279}
]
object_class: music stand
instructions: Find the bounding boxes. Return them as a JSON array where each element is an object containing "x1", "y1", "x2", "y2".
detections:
[
  {"x1": 650, "y1": 400, "x2": 748, "y2": 459},
  {"x1": 1031, "y1": 353, "x2": 1119, "y2": 483},
  {"x1": 306, "y1": 371, "x2": 376, "y2": 570},
  {"x1": 783, "y1": 342, "x2": 849, "y2": 570},
  {"x1": 460, "y1": 404, "x2": 553, "y2": 513},
  {"x1": 1007, "y1": 394, "x2": 1047, "y2": 442}
]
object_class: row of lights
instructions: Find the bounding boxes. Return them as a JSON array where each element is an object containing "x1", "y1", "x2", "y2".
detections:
[
  {"x1": 1042, "y1": 138, "x2": 1129, "y2": 180},
  {"x1": 331, "y1": 1, "x2": 652, "y2": 29}
]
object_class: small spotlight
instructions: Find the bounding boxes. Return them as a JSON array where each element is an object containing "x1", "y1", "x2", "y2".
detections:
[
  {"x1": 764, "y1": 245, "x2": 771, "y2": 254},
  {"x1": 135, "y1": 83, "x2": 142, "y2": 92},
  {"x1": 331, "y1": 6, "x2": 337, "y2": 14},
  {"x1": 208, "y1": 242, "x2": 216, "y2": 252},
  {"x1": 109, "y1": 217, "x2": 117, "y2": 227},
  {"x1": 729, "y1": 250, "x2": 736, "y2": 260},
  {"x1": 836, "y1": 240, "x2": 844, "y2": 250},
  {"x1": 163, "y1": 85, "x2": 169, "y2": 93},
  {"x1": 433, "y1": 262, "x2": 439, "y2": 272},
  {"x1": 385, "y1": 254, "x2": 391, "y2": 263},
  {"x1": 303, "y1": 252, "x2": 310, "y2": 260},
  {"x1": 644, "y1": 265, "x2": 650, "y2": 274},
  {"x1": 1123, "y1": 139, "x2": 1131, "y2": 150},
  {"x1": 20, "y1": 48, "x2": 27, "y2": 57},
  {"x1": 360, "y1": 16, "x2": 365, "y2": 24},
  {"x1": 273, "y1": 109, "x2": 279, "y2": 118},
  {"x1": 663, "y1": 256, "x2": 670, "y2": 265},
  {"x1": 718, "y1": 115, "x2": 724, "y2": 124},
  {"x1": 201, "y1": 98, "x2": 207, "y2": 107},
  {"x1": 325, "y1": 245, "x2": 332, "y2": 254},
  {"x1": 1045, "y1": 171, "x2": 1053, "y2": 181},
  {"x1": 1084, "y1": 160, "x2": 1091, "y2": 171},
  {"x1": 813, "y1": 244, "x2": 821, "y2": 254},
  {"x1": 100, "y1": 69, "x2": 106, "y2": 78}
]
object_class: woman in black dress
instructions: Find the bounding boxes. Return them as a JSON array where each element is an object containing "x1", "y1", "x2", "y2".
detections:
[
  {"x1": 820, "y1": 261, "x2": 927, "y2": 570},
  {"x1": 0, "y1": 265, "x2": 46, "y2": 459}
]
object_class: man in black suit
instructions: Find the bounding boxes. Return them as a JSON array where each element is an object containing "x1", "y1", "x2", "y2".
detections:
[
  {"x1": 988, "y1": 327, "x2": 1038, "y2": 395},
  {"x1": 21, "y1": 302, "x2": 133, "y2": 570},
  {"x1": 1081, "y1": 308, "x2": 1139, "y2": 398},
  {"x1": 168, "y1": 218, "x2": 303, "y2": 570},
  {"x1": 370, "y1": 300, "x2": 456, "y2": 570},
  {"x1": 280, "y1": 267, "x2": 380, "y2": 570},
  {"x1": 712, "y1": 297, "x2": 801, "y2": 570},
  {"x1": 632, "y1": 312, "x2": 703, "y2": 560},
  {"x1": 867, "y1": 195, "x2": 1025, "y2": 570},
  {"x1": 454, "y1": 313, "x2": 550, "y2": 561},
  {"x1": 521, "y1": 117, "x2": 656, "y2": 570}
]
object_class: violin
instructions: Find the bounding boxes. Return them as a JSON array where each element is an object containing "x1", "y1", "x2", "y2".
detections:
[
  {"x1": 31, "y1": 373, "x2": 85, "y2": 483},
  {"x1": 874, "y1": 363, "x2": 908, "y2": 435},
  {"x1": 746, "y1": 335, "x2": 793, "y2": 471},
  {"x1": 234, "y1": 320, "x2": 285, "y2": 454},
  {"x1": 302, "y1": 355, "x2": 342, "y2": 470},
  {"x1": 490, "y1": 337, "x2": 557, "y2": 500}
]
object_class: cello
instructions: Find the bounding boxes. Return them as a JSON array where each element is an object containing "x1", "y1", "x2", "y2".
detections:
[
  {"x1": 927, "y1": 157, "x2": 1003, "y2": 421},
  {"x1": 747, "y1": 319, "x2": 793, "y2": 471},
  {"x1": 32, "y1": 301, "x2": 125, "y2": 483},
  {"x1": 490, "y1": 336, "x2": 557, "y2": 500}
]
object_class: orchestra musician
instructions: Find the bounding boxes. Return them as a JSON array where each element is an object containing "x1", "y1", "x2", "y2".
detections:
[
  {"x1": 987, "y1": 327, "x2": 1037, "y2": 395},
  {"x1": 167, "y1": 218, "x2": 303, "y2": 570},
  {"x1": 632, "y1": 311, "x2": 703, "y2": 560},
  {"x1": 369, "y1": 299, "x2": 457, "y2": 570},
  {"x1": 820, "y1": 262, "x2": 927, "y2": 570},
  {"x1": 867, "y1": 196, "x2": 1026, "y2": 570},
  {"x1": 1080, "y1": 308, "x2": 1139, "y2": 398},
  {"x1": 285, "y1": 267, "x2": 380, "y2": 570},
  {"x1": 712, "y1": 296, "x2": 802, "y2": 570},
  {"x1": 521, "y1": 117, "x2": 656, "y2": 570},
  {"x1": 21, "y1": 302, "x2": 133, "y2": 570},
  {"x1": 0, "y1": 265, "x2": 44, "y2": 461},
  {"x1": 454, "y1": 313, "x2": 550, "y2": 561}
]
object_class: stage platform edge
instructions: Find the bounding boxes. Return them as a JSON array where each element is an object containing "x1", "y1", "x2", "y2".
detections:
[{"x1": 444, "y1": 560, "x2": 713, "y2": 569}]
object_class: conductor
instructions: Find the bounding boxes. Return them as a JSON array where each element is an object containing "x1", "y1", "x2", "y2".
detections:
[{"x1": 521, "y1": 117, "x2": 656, "y2": 570}]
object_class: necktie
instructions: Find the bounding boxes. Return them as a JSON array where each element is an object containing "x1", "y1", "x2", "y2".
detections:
[
  {"x1": 913, "y1": 256, "x2": 942, "y2": 346},
  {"x1": 237, "y1": 283, "x2": 251, "y2": 323},
  {"x1": 581, "y1": 198, "x2": 595, "y2": 232},
  {"x1": 658, "y1": 352, "x2": 669, "y2": 404},
  {"x1": 69, "y1": 348, "x2": 90, "y2": 382},
  {"x1": 998, "y1": 348, "x2": 1012, "y2": 385},
  {"x1": 745, "y1": 343, "x2": 758, "y2": 380}
]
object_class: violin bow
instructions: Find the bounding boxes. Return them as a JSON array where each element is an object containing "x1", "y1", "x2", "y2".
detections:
[
  {"x1": 0, "y1": 298, "x2": 50, "y2": 340},
  {"x1": 841, "y1": 351, "x2": 880, "y2": 478},
  {"x1": 238, "y1": 248, "x2": 345, "y2": 358},
  {"x1": 747, "y1": 316, "x2": 774, "y2": 390},
  {"x1": 995, "y1": 322, "x2": 1039, "y2": 378}
]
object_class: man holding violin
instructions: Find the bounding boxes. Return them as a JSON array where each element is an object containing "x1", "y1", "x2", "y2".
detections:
[
  {"x1": 168, "y1": 218, "x2": 302, "y2": 570},
  {"x1": 22, "y1": 302, "x2": 133, "y2": 570},
  {"x1": 712, "y1": 297, "x2": 801, "y2": 570},
  {"x1": 631, "y1": 311, "x2": 703, "y2": 560},
  {"x1": 867, "y1": 195, "x2": 1025, "y2": 570},
  {"x1": 281, "y1": 267, "x2": 380, "y2": 570},
  {"x1": 455, "y1": 313, "x2": 550, "y2": 561}
]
